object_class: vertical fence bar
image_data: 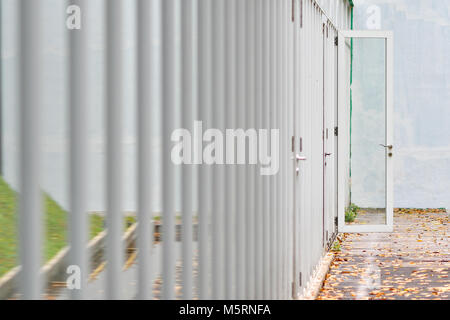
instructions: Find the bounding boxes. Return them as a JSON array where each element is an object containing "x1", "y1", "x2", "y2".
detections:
[
  {"x1": 197, "y1": 0, "x2": 212, "y2": 299},
  {"x1": 268, "y1": 0, "x2": 275, "y2": 300},
  {"x1": 69, "y1": 0, "x2": 88, "y2": 300},
  {"x1": 291, "y1": 0, "x2": 297, "y2": 298},
  {"x1": 307, "y1": 0, "x2": 313, "y2": 281},
  {"x1": 281, "y1": 0, "x2": 286, "y2": 300},
  {"x1": 281, "y1": 0, "x2": 287, "y2": 299},
  {"x1": 302, "y1": 0, "x2": 308, "y2": 286},
  {"x1": 161, "y1": 0, "x2": 176, "y2": 300},
  {"x1": 106, "y1": 0, "x2": 124, "y2": 300},
  {"x1": 273, "y1": 0, "x2": 278, "y2": 299},
  {"x1": 281, "y1": 0, "x2": 288, "y2": 299},
  {"x1": 210, "y1": 0, "x2": 217, "y2": 299},
  {"x1": 217, "y1": 0, "x2": 226, "y2": 300},
  {"x1": 299, "y1": 0, "x2": 306, "y2": 294},
  {"x1": 211, "y1": 0, "x2": 225, "y2": 300},
  {"x1": 262, "y1": 0, "x2": 270, "y2": 300},
  {"x1": 292, "y1": 0, "x2": 298, "y2": 299},
  {"x1": 275, "y1": 0, "x2": 281, "y2": 300},
  {"x1": 245, "y1": 0, "x2": 256, "y2": 300},
  {"x1": 235, "y1": 0, "x2": 247, "y2": 300},
  {"x1": 19, "y1": 0, "x2": 43, "y2": 300},
  {"x1": 290, "y1": 0, "x2": 296, "y2": 299},
  {"x1": 286, "y1": 0, "x2": 294, "y2": 299},
  {"x1": 299, "y1": 0, "x2": 305, "y2": 296},
  {"x1": 137, "y1": 0, "x2": 152, "y2": 300},
  {"x1": 316, "y1": 4, "x2": 321, "y2": 268},
  {"x1": 254, "y1": 0, "x2": 263, "y2": 300},
  {"x1": 224, "y1": 0, "x2": 236, "y2": 300},
  {"x1": 181, "y1": 0, "x2": 193, "y2": 301},
  {"x1": 311, "y1": 3, "x2": 316, "y2": 275}
]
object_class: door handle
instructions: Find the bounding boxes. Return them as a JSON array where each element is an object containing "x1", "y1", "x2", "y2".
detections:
[
  {"x1": 292, "y1": 154, "x2": 307, "y2": 161},
  {"x1": 325, "y1": 153, "x2": 332, "y2": 157},
  {"x1": 380, "y1": 144, "x2": 394, "y2": 157},
  {"x1": 293, "y1": 154, "x2": 306, "y2": 176}
]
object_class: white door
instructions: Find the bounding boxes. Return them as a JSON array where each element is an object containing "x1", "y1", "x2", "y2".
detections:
[{"x1": 337, "y1": 30, "x2": 394, "y2": 233}]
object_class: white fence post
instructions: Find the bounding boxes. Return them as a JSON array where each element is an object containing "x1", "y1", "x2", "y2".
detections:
[
  {"x1": 161, "y1": 0, "x2": 176, "y2": 300},
  {"x1": 181, "y1": 0, "x2": 194, "y2": 301},
  {"x1": 137, "y1": 0, "x2": 153, "y2": 300},
  {"x1": 105, "y1": 0, "x2": 124, "y2": 300},
  {"x1": 19, "y1": 0, "x2": 43, "y2": 300},
  {"x1": 68, "y1": 0, "x2": 88, "y2": 300}
]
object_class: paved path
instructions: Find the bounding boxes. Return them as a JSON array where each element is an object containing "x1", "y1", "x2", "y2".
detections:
[{"x1": 318, "y1": 210, "x2": 449, "y2": 300}]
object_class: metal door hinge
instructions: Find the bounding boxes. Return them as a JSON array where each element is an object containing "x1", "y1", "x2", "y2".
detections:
[
  {"x1": 334, "y1": 36, "x2": 338, "y2": 46},
  {"x1": 299, "y1": 272, "x2": 302, "y2": 287},
  {"x1": 334, "y1": 126, "x2": 338, "y2": 136}
]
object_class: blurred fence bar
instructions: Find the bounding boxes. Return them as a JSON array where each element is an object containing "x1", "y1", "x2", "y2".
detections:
[
  {"x1": 224, "y1": 0, "x2": 237, "y2": 300},
  {"x1": 181, "y1": 0, "x2": 194, "y2": 301},
  {"x1": 197, "y1": 0, "x2": 211, "y2": 300},
  {"x1": 68, "y1": 0, "x2": 88, "y2": 301},
  {"x1": 137, "y1": 0, "x2": 153, "y2": 300},
  {"x1": 161, "y1": 0, "x2": 176, "y2": 300},
  {"x1": 19, "y1": 0, "x2": 43, "y2": 300},
  {"x1": 235, "y1": 0, "x2": 247, "y2": 300},
  {"x1": 105, "y1": 0, "x2": 124, "y2": 300},
  {"x1": 211, "y1": 0, "x2": 225, "y2": 300},
  {"x1": 245, "y1": 0, "x2": 256, "y2": 300}
]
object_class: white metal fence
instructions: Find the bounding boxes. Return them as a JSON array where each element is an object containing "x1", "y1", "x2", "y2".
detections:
[{"x1": 11, "y1": 0, "x2": 352, "y2": 300}]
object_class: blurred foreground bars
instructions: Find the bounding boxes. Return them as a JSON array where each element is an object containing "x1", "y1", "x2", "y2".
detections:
[{"x1": 16, "y1": 0, "x2": 352, "y2": 300}]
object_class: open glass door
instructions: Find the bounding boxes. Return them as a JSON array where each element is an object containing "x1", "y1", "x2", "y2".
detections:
[{"x1": 338, "y1": 31, "x2": 394, "y2": 233}]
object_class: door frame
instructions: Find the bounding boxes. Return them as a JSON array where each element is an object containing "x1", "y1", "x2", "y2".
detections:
[{"x1": 337, "y1": 30, "x2": 394, "y2": 233}]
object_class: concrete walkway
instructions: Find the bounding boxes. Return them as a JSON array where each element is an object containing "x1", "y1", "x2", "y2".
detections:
[{"x1": 318, "y1": 210, "x2": 449, "y2": 300}]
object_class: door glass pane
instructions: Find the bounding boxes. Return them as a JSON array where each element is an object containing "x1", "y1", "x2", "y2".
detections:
[{"x1": 345, "y1": 37, "x2": 386, "y2": 226}]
